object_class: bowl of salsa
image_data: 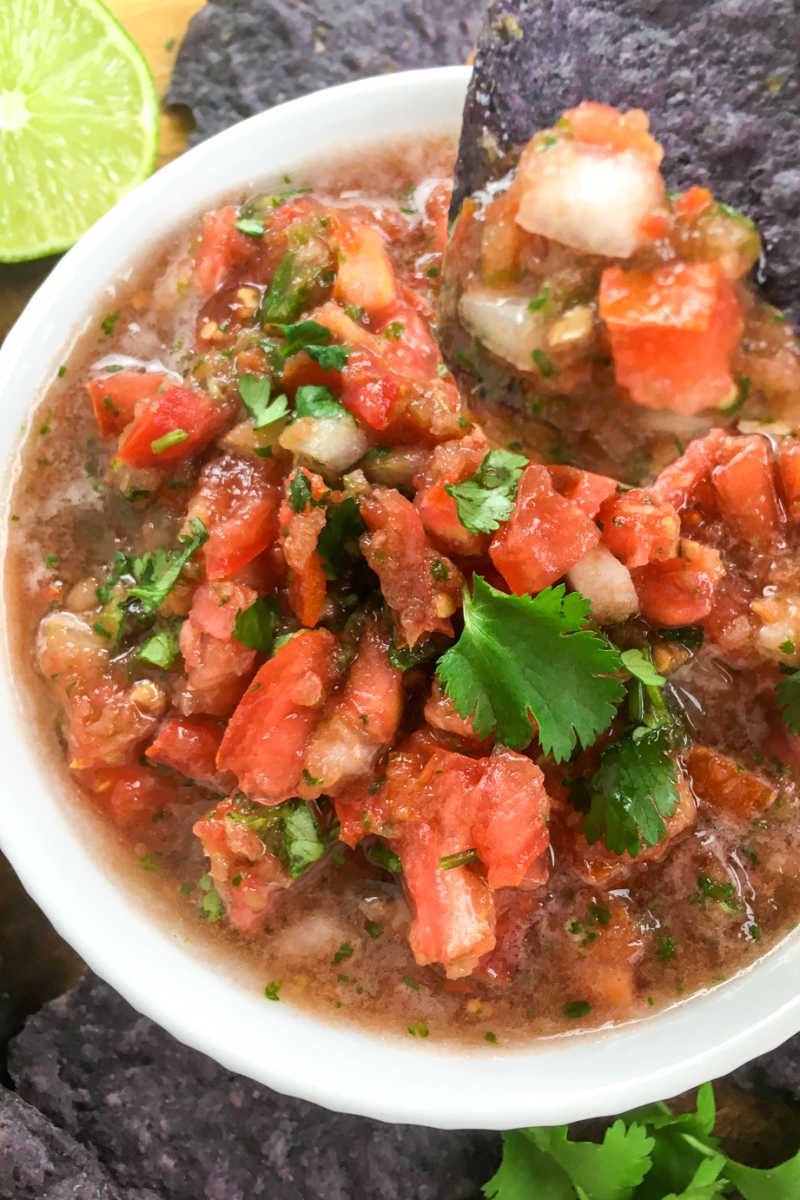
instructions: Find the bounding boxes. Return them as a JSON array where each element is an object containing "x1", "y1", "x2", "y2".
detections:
[{"x1": 2, "y1": 66, "x2": 800, "y2": 1129}]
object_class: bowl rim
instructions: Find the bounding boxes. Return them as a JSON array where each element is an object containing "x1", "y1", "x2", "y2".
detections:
[{"x1": 1, "y1": 64, "x2": 799, "y2": 1131}]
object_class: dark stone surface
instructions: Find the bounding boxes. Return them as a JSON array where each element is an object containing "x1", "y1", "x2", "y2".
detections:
[
  {"x1": 166, "y1": 0, "x2": 485, "y2": 146},
  {"x1": 453, "y1": 0, "x2": 800, "y2": 326},
  {"x1": 732, "y1": 1033, "x2": 800, "y2": 1105},
  {"x1": 9, "y1": 971, "x2": 500, "y2": 1200},
  {"x1": 0, "y1": 1086, "x2": 157, "y2": 1200}
]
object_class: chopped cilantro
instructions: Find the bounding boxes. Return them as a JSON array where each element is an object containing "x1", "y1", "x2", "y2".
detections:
[
  {"x1": 179, "y1": 882, "x2": 194, "y2": 897},
  {"x1": 229, "y1": 798, "x2": 328, "y2": 878},
  {"x1": 238, "y1": 374, "x2": 289, "y2": 429},
  {"x1": 691, "y1": 874, "x2": 740, "y2": 913},
  {"x1": 776, "y1": 667, "x2": 800, "y2": 733},
  {"x1": 364, "y1": 921, "x2": 383, "y2": 938},
  {"x1": 260, "y1": 251, "x2": 305, "y2": 323},
  {"x1": 317, "y1": 495, "x2": 365, "y2": 579},
  {"x1": 430, "y1": 559, "x2": 450, "y2": 581},
  {"x1": 621, "y1": 647, "x2": 666, "y2": 689},
  {"x1": 720, "y1": 375, "x2": 751, "y2": 417},
  {"x1": 437, "y1": 578, "x2": 624, "y2": 759},
  {"x1": 137, "y1": 621, "x2": 181, "y2": 669},
  {"x1": 344, "y1": 304, "x2": 365, "y2": 322},
  {"x1": 233, "y1": 595, "x2": 279, "y2": 654},
  {"x1": 235, "y1": 215, "x2": 265, "y2": 237},
  {"x1": 128, "y1": 518, "x2": 208, "y2": 616},
  {"x1": 44, "y1": 553, "x2": 58, "y2": 569},
  {"x1": 264, "y1": 980, "x2": 282, "y2": 1001},
  {"x1": 138, "y1": 853, "x2": 158, "y2": 872},
  {"x1": 403, "y1": 975, "x2": 420, "y2": 991},
  {"x1": 659, "y1": 625, "x2": 704, "y2": 651},
  {"x1": 527, "y1": 283, "x2": 551, "y2": 312},
  {"x1": 778, "y1": 639, "x2": 796, "y2": 655},
  {"x1": 276, "y1": 319, "x2": 350, "y2": 372},
  {"x1": 302, "y1": 768, "x2": 323, "y2": 787},
  {"x1": 408, "y1": 1022, "x2": 429, "y2": 1037},
  {"x1": 581, "y1": 724, "x2": 678, "y2": 857},
  {"x1": 383, "y1": 321, "x2": 405, "y2": 340},
  {"x1": 365, "y1": 840, "x2": 402, "y2": 875},
  {"x1": 484, "y1": 1031, "x2": 498, "y2": 1044},
  {"x1": 150, "y1": 428, "x2": 188, "y2": 455},
  {"x1": 198, "y1": 875, "x2": 226, "y2": 921},
  {"x1": 438, "y1": 849, "x2": 478, "y2": 871},
  {"x1": 288, "y1": 471, "x2": 313, "y2": 513},
  {"x1": 531, "y1": 347, "x2": 555, "y2": 377},
  {"x1": 388, "y1": 632, "x2": 448, "y2": 672},
  {"x1": 57, "y1": 364, "x2": 67, "y2": 378},
  {"x1": 101, "y1": 312, "x2": 118, "y2": 336},
  {"x1": 333, "y1": 942, "x2": 354, "y2": 964},
  {"x1": 563, "y1": 1000, "x2": 591, "y2": 1019},
  {"x1": 657, "y1": 935, "x2": 677, "y2": 962},
  {"x1": 445, "y1": 449, "x2": 528, "y2": 535},
  {"x1": 294, "y1": 384, "x2": 349, "y2": 420}
]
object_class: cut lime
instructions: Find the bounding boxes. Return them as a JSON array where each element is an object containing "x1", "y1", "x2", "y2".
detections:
[{"x1": 0, "y1": 0, "x2": 159, "y2": 261}]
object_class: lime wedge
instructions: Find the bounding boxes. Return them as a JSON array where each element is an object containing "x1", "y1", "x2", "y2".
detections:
[{"x1": 0, "y1": 0, "x2": 159, "y2": 261}]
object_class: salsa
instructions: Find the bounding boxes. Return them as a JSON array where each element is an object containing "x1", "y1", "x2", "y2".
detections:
[{"x1": 8, "y1": 111, "x2": 800, "y2": 1045}]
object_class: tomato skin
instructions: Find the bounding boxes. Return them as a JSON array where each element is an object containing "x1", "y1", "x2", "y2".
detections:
[
  {"x1": 565, "y1": 101, "x2": 663, "y2": 164},
  {"x1": 490, "y1": 463, "x2": 600, "y2": 594},
  {"x1": 178, "y1": 581, "x2": 258, "y2": 717},
  {"x1": 146, "y1": 716, "x2": 231, "y2": 790},
  {"x1": 598, "y1": 488, "x2": 680, "y2": 568},
  {"x1": 599, "y1": 262, "x2": 743, "y2": 415},
  {"x1": 187, "y1": 454, "x2": 279, "y2": 581},
  {"x1": 195, "y1": 205, "x2": 256, "y2": 295},
  {"x1": 78, "y1": 765, "x2": 172, "y2": 828},
  {"x1": 279, "y1": 467, "x2": 329, "y2": 628},
  {"x1": 687, "y1": 745, "x2": 775, "y2": 820},
  {"x1": 360, "y1": 487, "x2": 462, "y2": 646},
  {"x1": 118, "y1": 386, "x2": 228, "y2": 468},
  {"x1": 87, "y1": 372, "x2": 169, "y2": 437},
  {"x1": 548, "y1": 465, "x2": 617, "y2": 518},
  {"x1": 633, "y1": 537, "x2": 725, "y2": 625},
  {"x1": 712, "y1": 436, "x2": 784, "y2": 543},
  {"x1": 674, "y1": 185, "x2": 714, "y2": 221},
  {"x1": 217, "y1": 629, "x2": 339, "y2": 802},
  {"x1": 778, "y1": 441, "x2": 800, "y2": 524},
  {"x1": 332, "y1": 220, "x2": 397, "y2": 313},
  {"x1": 650, "y1": 428, "x2": 726, "y2": 509}
]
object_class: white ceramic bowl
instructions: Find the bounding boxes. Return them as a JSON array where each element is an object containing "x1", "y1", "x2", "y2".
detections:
[{"x1": 1, "y1": 66, "x2": 799, "y2": 1131}]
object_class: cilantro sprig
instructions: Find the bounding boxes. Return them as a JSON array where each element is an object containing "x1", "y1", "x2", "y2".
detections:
[
  {"x1": 484, "y1": 1083, "x2": 800, "y2": 1200},
  {"x1": 437, "y1": 577, "x2": 625, "y2": 760},
  {"x1": 445, "y1": 449, "x2": 528, "y2": 535},
  {"x1": 233, "y1": 596, "x2": 279, "y2": 654},
  {"x1": 581, "y1": 725, "x2": 679, "y2": 858},
  {"x1": 127, "y1": 518, "x2": 208, "y2": 616},
  {"x1": 238, "y1": 374, "x2": 289, "y2": 430},
  {"x1": 226, "y1": 798, "x2": 329, "y2": 878}
]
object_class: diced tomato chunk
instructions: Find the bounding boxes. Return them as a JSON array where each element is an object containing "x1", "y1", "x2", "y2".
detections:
[
  {"x1": 565, "y1": 101, "x2": 663, "y2": 165},
  {"x1": 279, "y1": 467, "x2": 329, "y2": 628},
  {"x1": 650, "y1": 428, "x2": 726, "y2": 509},
  {"x1": 217, "y1": 629, "x2": 339, "y2": 802},
  {"x1": 490, "y1": 463, "x2": 600, "y2": 594},
  {"x1": 188, "y1": 454, "x2": 279, "y2": 581},
  {"x1": 146, "y1": 716, "x2": 231, "y2": 790},
  {"x1": 778, "y1": 440, "x2": 800, "y2": 524},
  {"x1": 66, "y1": 681, "x2": 158, "y2": 770},
  {"x1": 471, "y1": 747, "x2": 550, "y2": 890},
  {"x1": 414, "y1": 430, "x2": 491, "y2": 557},
  {"x1": 302, "y1": 616, "x2": 403, "y2": 797},
  {"x1": 572, "y1": 906, "x2": 644, "y2": 1010},
  {"x1": 712, "y1": 436, "x2": 784, "y2": 543},
  {"x1": 424, "y1": 677, "x2": 490, "y2": 747},
  {"x1": 674, "y1": 185, "x2": 713, "y2": 221},
  {"x1": 178, "y1": 581, "x2": 258, "y2": 716},
  {"x1": 332, "y1": 220, "x2": 397, "y2": 313},
  {"x1": 598, "y1": 488, "x2": 680, "y2": 568},
  {"x1": 548, "y1": 465, "x2": 617, "y2": 518},
  {"x1": 78, "y1": 764, "x2": 172, "y2": 829},
  {"x1": 195, "y1": 205, "x2": 256, "y2": 295},
  {"x1": 360, "y1": 487, "x2": 462, "y2": 645},
  {"x1": 687, "y1": 745, "x2": 775, "y2": 820},
  {"x1": 87, "y1": 372, "x2": 169, "y2": 437},
  {"x1": 118, "y1": 386, "x2": 228, "y2": 468},
  {"x1": 599, "y1": 262, "x2": 743, "y2": 415},
  {"x1": 633, "y1": 538, "x2": 725, "y2": 626}
]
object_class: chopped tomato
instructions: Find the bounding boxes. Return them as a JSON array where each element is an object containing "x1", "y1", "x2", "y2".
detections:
[
  {"x1": 472, "y1": 891, "x2": 541, "y2": 986},
  {"x1": 598, "y1": 488, "x2": 680, "y2": 567},
  {"x1": 565, "y1": 101, "x2": 663, "y2": 165},
  {"x1": 78, "y1": 764, "x2": 172, "y2": 829},
  {"x1": 778, "y1": 440, "x2": 800, "y2": 523},
  {"x1": 598, "y1": 262, "x2": 743, "y2": 415},
  {"x1": 146, "y1": 716, "x2": 231, "y2": 791},
  {"x1": 193, "y1": 797, "x2": 291, "y2": 933},
  {"x1": 118, "y1": 386, "x2": 228, "y2": 468},
  {"x1": 687, "y1": 745, "x2": 775, "y2": 820},
  {"x1": 424, "y1": 677, "x2": 490, "y2": 747},
  {"x1": 188, "y1": 454, "x2": 279, "y2": 581},
  {"x1": 216, "y1": 629, "x2": 340, "y2": 802},
  {"x1": 279, "y1": 467, "x2": 329, "y2": 628},
  {"x1": 762, "y1": 716, "x2": 800, "y2": 777},
  {"x1": 87, "y1": 372, "x2": 169, "y2": 437},
  {"x1": 674, "y1": 185, "x2": 713, "y2": 221},
  {"x1": 195, "y1": 205, "x2": 256, "y2": 295},
  {"x1": 414, "y1": 430, "x2": 491, "y2": 557},
  {"x1": 702, "y1": 572, "x2": 760, "y2": 666},
  {"x1": 332, "y1": 219, "x2": 397, "y2": 313},
  {"x1": 490, "y1": 462, "x2": 600, "y2": 594},
  {"x1": 548, "y1": 465, "x2": 617, "y2": 518},
  {"x1": 633, "y1": 538, "x2": 725, "y2": 626},
  {"x1": 571, "y1": 905, "x2": 644, "y2": 1010},
  {"x1": 360, "y1": 487, "x2": 462, "y2": 645},
  {"x1": 178, "y1": 581, "x2": 258, "y2": 716},
  {"x1": 650, "y1": 428, "x2": 726, "y2": 509},
  {"x1": 302, "y1": 616, "x2": 403, "y2": 797},
  {"x1": 712, "y1": 436, "x2": 784, "y2": 543},
  {"x1": 471, "y1": 747, "x2": 551, "y2": 890},
  {"x1": 66, "y1": 681, "x2": 158, "y2": 770}
]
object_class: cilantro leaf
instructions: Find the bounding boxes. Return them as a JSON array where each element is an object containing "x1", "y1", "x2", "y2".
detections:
[
  {"x1": 660, "y1": 1157, "x2": 728, "y2": 1199},
  {"x1": 294, "y1": 384, "x2": 349, "y2": 420},
  {"x1": 388, "y1": 632, "x2": 449, "y2": 672},
  {"x1": 238, "y1": 374, "x2": 289, "y2": 429},
  {"x1": 233, "y1": 596, "x2": 279, "y2": 654},
  {"x1": 197, "y1": 873, "x2": 225, "y2": 921},
  {"x1": 775, "y1": 668, "x2": 800, "y2": 733},
  {"x1": 725, "y1": 1152, "x2": 800, "y2": 1199},
  {"x1": 445, "y1": 449, "x2": 528, "y2": 535},
  {"x1": 437, "y1": 577, "x2": 625, "y2": 759},
  {"x1": 128, "y1": 518, "x2": 208, "y2": 616},
  {"x1": 235, "y1": 215, "x2": 265, "y2": 237},
  {"x1": 620, "y1": 648, "x2": 666, "y2": 688},
  {"x1": 273, "y1": 320, "x2": 350, "y2": 371},
  {"x1": 306, "y1": 343, "x2": 350, "y2": 371},
  {"x1": 483, "y1": 1132, "x2": 574, "y2": 1199},
  {"x1": 581, "y1": 725, "x2": 678, "y2": 857},
  {"x1": 227, "y1": 798, "x2": 327, "y2": 879},
  {"x1": 288, "y1": 471, "x2": 313, "y2": 512},
  {"x1": 260, "y1": 252, "x2": 306, "y2": 323},
  {"x1": 137, "y1": 621, "x2": 182, "y2": 669},
  {"x1": 317, "y1": 496, "x2": 365, "y2": 579}
]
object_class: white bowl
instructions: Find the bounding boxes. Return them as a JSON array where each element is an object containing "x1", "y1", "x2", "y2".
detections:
[{"x1": 1, "y1": 66, "x2": 799, "y2": 1131}]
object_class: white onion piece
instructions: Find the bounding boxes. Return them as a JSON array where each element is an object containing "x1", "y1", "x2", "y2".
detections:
[
  {"x1": 279, "y1": 415, "x2": 369, "y2": 474},
  {"x1": 567, "y1": 545, "x2": 639, "y2": 623},
  {"x1": 515, "y1": 143, "x2": 665, "y2": 259},
  {"x1": 458, "y1": 287, "x2": 546, "y2": 372}
]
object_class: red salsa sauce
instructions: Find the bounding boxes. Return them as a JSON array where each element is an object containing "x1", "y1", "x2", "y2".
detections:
[{"x1": 8, "y1": 115, "x2": 800, "y2": 1043}]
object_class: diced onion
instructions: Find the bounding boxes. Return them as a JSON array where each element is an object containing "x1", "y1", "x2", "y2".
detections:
[
  {"x1": 567, "y1": 545, "x2": 639, "y2": 623},
  {"x1": 279, "y1": 415, "x2": 369, "y2": 474}
]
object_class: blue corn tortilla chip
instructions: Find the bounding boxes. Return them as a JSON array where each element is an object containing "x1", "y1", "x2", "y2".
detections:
[
  {"x1": 9, "y1": 971, "x2": 500, "y2": 1200},
  {"x1": 166, "y1": 0, "x2": 484, "y2": 145},
  {"x1": 453, "y1": 0, "x2": 800, "y2": 325}
]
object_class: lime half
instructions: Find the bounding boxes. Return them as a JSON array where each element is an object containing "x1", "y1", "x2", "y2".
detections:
[{"x1": 0, "y1": 0, "x2": 159, "y2": 261}]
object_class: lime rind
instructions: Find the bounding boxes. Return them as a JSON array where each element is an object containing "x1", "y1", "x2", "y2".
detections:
[{"x1": 0, "y1": 0, "x2": 159, "y2": 262}]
